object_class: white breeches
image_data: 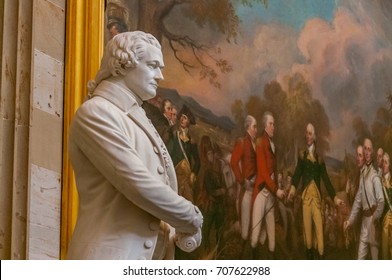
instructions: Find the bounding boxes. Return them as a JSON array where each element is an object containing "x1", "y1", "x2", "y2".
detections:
[
  {"x1": 251, "y1": 189, "x2": 275, "y2": 251},
  {"x1": 240, "y1": 189, "x2": 253, "y2": 240}
]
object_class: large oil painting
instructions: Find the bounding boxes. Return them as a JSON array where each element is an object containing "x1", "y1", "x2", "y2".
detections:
[{"x1": 104, "y1": 0, "x2": 392, "y2": 260}]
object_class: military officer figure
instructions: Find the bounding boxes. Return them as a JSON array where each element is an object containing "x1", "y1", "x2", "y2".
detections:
[
  {"x1": 381, "y1": 152, "x2": 392, "y2": 259},
  {"x1": 230, "y1": 115, "x2": 258, "y2": 242},
  {"x1": 288, "y1": 123, "x2": 344, "y2": 259},
  {"x1": 344, "y1": 138, "x2": 384, "y2": 259},
  {"x1": 167, "y1": 105, "x2": 200, "y2": 203}
]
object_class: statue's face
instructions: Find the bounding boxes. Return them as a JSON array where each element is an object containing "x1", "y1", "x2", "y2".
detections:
[{"x1": 124, "y1": 44, "x2": 164, "y2": 101}]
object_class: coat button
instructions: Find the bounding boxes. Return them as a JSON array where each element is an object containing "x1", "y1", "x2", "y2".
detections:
[
  {"x1": 157, "y1": 166, "x2": 164, "y2": 174},
  {"x1": 144, "y1": 240, "x2": 153, "y2": 248},
  {"x1": 149, "y1": 222, "x2": 160, "y2": 231},
  {"x1": 153, "y1": 146, "x2": 159, "y2": 154}
]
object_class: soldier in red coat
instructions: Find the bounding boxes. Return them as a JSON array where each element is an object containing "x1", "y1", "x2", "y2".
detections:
[
  {"x1": 252, "y1": 111, "x2": 285, "y2": 259},
  {"x1": 230, "y1": 115, "x2": 258, "y2": 241}
]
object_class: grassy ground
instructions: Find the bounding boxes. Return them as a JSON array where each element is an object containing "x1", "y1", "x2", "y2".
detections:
[{"x1": 193, "y1": 223, "x2": 356, "y2": 260}]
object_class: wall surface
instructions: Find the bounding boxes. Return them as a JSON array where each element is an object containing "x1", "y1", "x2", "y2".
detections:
[
  {"x1": 0, "y1": 0, "x2": 65, "y2": 260},
  {"x1": 27, "y1": 0, "x2": 65, "y2": 259}
]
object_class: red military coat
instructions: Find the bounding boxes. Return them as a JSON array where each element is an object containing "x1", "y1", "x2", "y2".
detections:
[
  {"x1": 230, "y1": 133, "x2": 257, "y2": 185},
  {"x1": 254, "y1": 131, "x2": 278, "y2": 201}
]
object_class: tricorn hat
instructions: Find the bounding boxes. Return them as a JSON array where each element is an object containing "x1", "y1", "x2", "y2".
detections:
[
  {"x1": 178, "y1": 105, "x2": 196, "y2": 125},
  {"x1": 106, "y1": 3, "x2": 128, "y2": 31}
]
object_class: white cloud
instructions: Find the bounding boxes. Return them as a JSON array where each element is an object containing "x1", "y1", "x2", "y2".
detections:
[
  {"x1": 161, "y1": 22, "x2": 300, "y2": 116},
  {"x1": 160, "y1": 1, "x2": 392, "y2": 159}
]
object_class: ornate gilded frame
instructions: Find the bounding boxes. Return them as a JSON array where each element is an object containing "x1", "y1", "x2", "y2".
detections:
[{"x1": 61, "y1": 0, "x2": 104, "y2": 259}]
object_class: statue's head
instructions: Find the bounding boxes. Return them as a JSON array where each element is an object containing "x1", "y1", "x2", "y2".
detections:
[{"x1": 88, "y1": 31, "x2": 164, "y2": 101}]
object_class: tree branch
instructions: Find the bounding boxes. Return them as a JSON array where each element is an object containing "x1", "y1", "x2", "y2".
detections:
[{"x1": 161, "y1": 24, "x2": 232, "y2": 88}]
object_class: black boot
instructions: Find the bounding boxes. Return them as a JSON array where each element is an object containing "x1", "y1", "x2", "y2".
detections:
[
  {"x1": 317, "y1": 252, "x2": 324, "y2": 260},
  {"x1": 241, "y1": 240, "x2": 252, "y2": 259},
  {"x1": 306, "y1": 249, "x2": 314, "y2": 260},
  {"x1": 312, "y1": 248, "x2": 319, "y2": 260},
  {"x1": 267, "y1": 250, "x2": 275, "y2": 260},
  {"x1": 251, "y1": 247, "x2": 259, "y2": 260},
  {"x1": 312, "y1": 249, "x2": 324, "y2": 260}
]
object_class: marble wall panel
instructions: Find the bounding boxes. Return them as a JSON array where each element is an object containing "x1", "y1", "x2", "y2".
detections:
[
  {"x1": 30, "y1": 109, "x2": 63, "y2": 174},
  {"x1": 32, "y1": 49, "x2": 64, "y2": 118},
  {"x1": 29, "y1": 164, "x2": 61, "y2": 230},
  {"x1": 27, "y1": 164, "x2": 61, "y2": 259},
  {"x1": 48, "y1": 0, "x2": 65, "y2": 10},
  {"x1": 33, "y1": 0, "x2": 65, "y2": 62},
  {"x1": 27, "y1": 0, "x2": 66, "y2": 260},
  {"x1": 27, "y1": 224, "x2": 60, "y2": 260}
]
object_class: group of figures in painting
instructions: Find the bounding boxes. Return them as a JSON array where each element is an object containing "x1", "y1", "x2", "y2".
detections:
[
  {"x1": 145, "y1": 95, "x2": 392, "y2": 260},
  {"x1": 66, "y1": 30, "x2": 392, "y2": 260}
]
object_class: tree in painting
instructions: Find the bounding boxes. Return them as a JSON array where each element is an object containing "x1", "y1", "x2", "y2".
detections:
[
  {"x1": 103, "y1": 0, "x2": 392, "y2": 260},
  {"x1": 106, "y1": 0, "x2": 268, "y2": 88}
]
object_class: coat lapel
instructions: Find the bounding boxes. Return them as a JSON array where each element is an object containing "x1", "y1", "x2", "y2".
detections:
[
  {"x1": 263, "y1": 132, "x2": 275, "y2": 158},
  {"x1": 91, "y1": 80, "x2": 178, "y2": 191}
]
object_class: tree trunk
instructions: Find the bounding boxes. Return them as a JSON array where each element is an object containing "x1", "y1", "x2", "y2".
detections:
[{"x1": 137, "y1": 0, "x2": 175, "y2": 42}]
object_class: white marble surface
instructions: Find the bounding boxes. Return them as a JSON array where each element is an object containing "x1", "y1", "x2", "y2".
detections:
[
  {"x1": 32, "y1": 49, "x2": 64, "y2": 118},
  {"x1": 27, "y1": 0, "x2": 65, "y2": 260},
  {"x1": 33, "y1": 0, "x2": 65, "y2": 62},
  {"x1": 48, "y1": 0, "x2": 65, "y2": 10},
  {"x1": 28, "y1": 224, "x2": 60, "y2": 260},
  {"x1": 30, "y1": 108, "x2": 63, "y2": 173},
  {"x1": 27, "y1": 164, "x2": 61, "y2": 259}
]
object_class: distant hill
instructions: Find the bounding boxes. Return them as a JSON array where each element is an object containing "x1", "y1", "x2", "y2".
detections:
[
  {"x1": 325, "y1": 155, "x2": 344, "y2": 172},
  {"x1": 157, "y1": 87, "x2": 236, "y2": 132}
]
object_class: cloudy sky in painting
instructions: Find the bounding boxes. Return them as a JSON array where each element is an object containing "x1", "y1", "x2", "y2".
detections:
[{"x1": 160, "y1": 0, "x2": 392, "y2": 159}]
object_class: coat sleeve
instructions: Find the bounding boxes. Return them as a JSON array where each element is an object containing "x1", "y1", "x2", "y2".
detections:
[
  {"x1": 348, "y1": 183, "x2": 362, "y2": 224},
  {"x1": 70, "y1": 100, "x2": 202, "y2": 234},
  {"x1": 230, "y1": 139, "x2": 244, "y2": 185},
  {"x1": 292, "y1": 151, "x2": 304, "y2": 190},
  {"x1": 372, "y1": 175, "x2": 385, "y2": 220},
  {"x1": 191, "y1": 142, "x2": 200, "y2": 174},
  {"x1": 320, "y1": 161, "x2": 336, "y2": 199}
]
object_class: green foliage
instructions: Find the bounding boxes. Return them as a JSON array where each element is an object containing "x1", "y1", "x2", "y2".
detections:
[
  {"x1": 351, "y1": 116, "x2": 371, "y2": 148},
  {"x1": 371, "y1": 106, "x2": 392, "y2": 157},
  {"x1": 387, "y1": 89, "x2": 392, "y2": 111},
  {"x1": 230, "y1": 99, "x2": 245, "y2": 136},
  {"x1": 351, "y1": 96, "x2": 392, "y2": 160}
]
